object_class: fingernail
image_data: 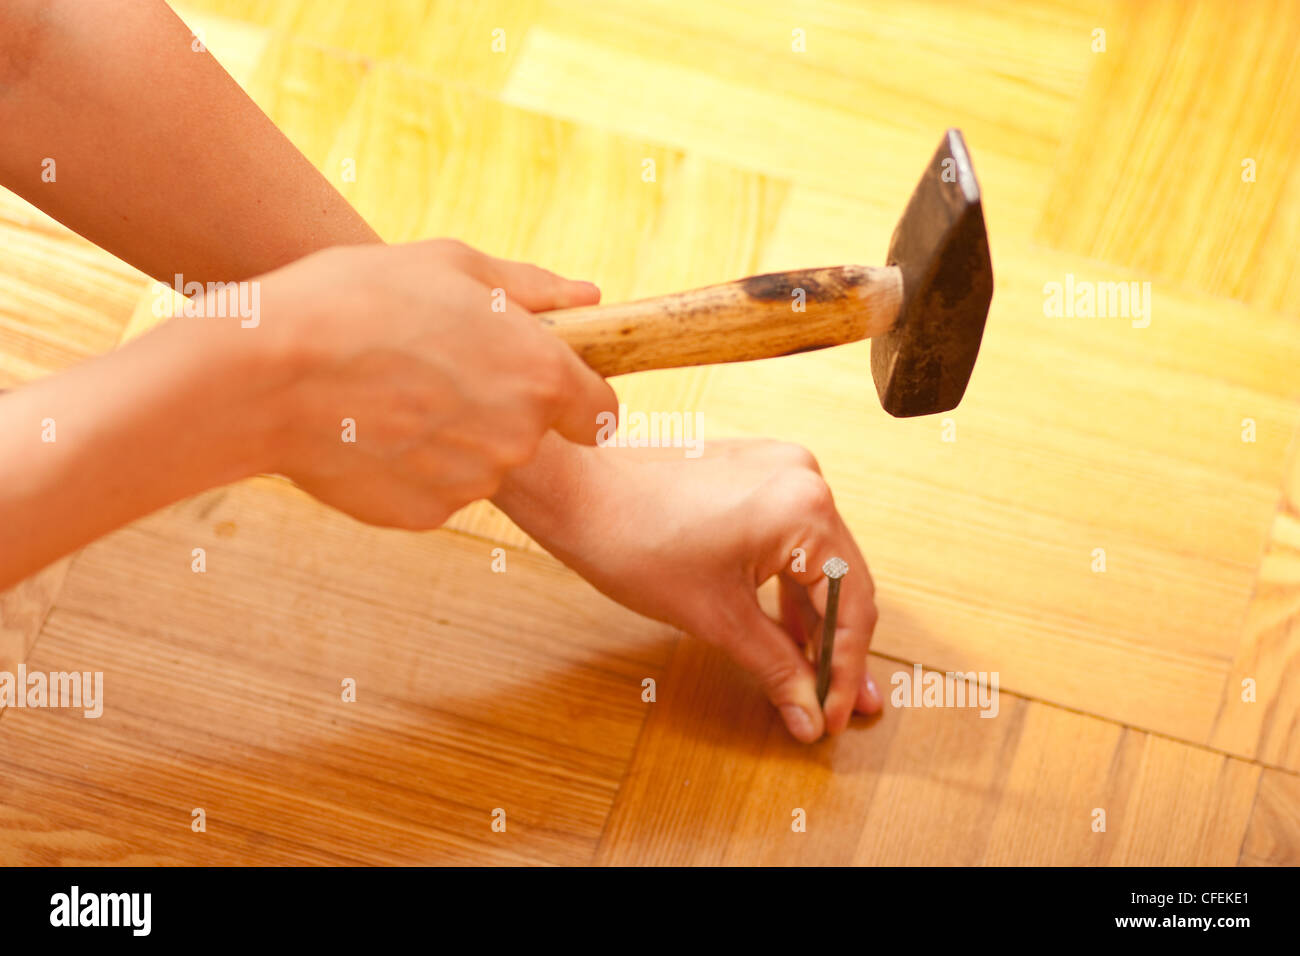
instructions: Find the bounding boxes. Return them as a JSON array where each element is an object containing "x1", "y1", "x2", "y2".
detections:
[
  {"x1": 864, "y1": 673, "x2": 882, "y2": 710},
  {"x1": 780, "y1": 704, "x2": 816, "y2": 742}
]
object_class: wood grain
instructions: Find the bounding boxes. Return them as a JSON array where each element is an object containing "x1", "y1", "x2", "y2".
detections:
[
  {"x1": 1037, "y1": 0, "x2": 1300, "y2": 316},
  {"x1": 597, "y1": 650, "x2": 1262, "y2": 865},
  {"x1": 542, "y1": 264, "x2": 901, "y2": 377},
  {"x1": 0, "y1": 0, "x2": 1297, "y2": 865},
  {"x1": 1210, "y1": 442, "x2": 1300, "y2": 769},
  {"x1": 0, "y1": 479, "x2": 676, "y2": 865},
  {"x1": 1240, "y1": 769, "x2": 1300, "y2": 866},
  {"x1": 0, "y1": 559, "x2": 71, "y2": 687}
]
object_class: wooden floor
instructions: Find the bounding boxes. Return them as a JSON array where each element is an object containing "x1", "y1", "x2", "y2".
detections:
[{"x1": 2, "y1": 0, "x2": 1299, "y2": 865}]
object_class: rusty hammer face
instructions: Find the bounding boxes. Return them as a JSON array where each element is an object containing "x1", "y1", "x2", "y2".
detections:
[{"x1": 542, "y1": 128, "x2": 994, "y2": 418}]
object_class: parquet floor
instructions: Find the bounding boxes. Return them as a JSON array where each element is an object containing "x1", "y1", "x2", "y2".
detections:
[{"x1": 1, "y1": 0, "x2": 1297, "y2": 865}]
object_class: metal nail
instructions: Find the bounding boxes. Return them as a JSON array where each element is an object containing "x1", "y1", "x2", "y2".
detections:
[{"x1": 816, "y1": 557, "x2": 849, "y2": 706}]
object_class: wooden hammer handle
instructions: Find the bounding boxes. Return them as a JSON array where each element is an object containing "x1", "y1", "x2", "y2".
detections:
[{"x1": 540, "y1": 264, "x2": 902, "y2": 377}]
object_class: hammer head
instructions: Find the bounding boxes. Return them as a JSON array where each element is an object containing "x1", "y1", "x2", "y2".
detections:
[{"x1": 870, "y1": 129, "x2": 993, "y2": 417}]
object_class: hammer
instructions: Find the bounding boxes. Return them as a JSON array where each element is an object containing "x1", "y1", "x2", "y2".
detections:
[{"x1": 541, "y1": 129, "x2": 993, "y2": 417}]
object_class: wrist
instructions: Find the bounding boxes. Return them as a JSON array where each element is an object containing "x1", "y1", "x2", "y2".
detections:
[
  {"x1": 492, "y1": 433, "x2": 603, "y2": 550},
  {"x1": 147, "y1": 304, "x2": 290, "y2": 484}
]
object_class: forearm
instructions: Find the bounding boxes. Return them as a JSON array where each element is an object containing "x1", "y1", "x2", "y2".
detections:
[
  {"x1": 0, "y1": 0, "x2": 378, "y2": 284},
  {"x1": 0, "y1": 0, "x2": 589, "y2": 570},
  {"x1": 0, "y1": 312, "x2": 281, "y2": 589}
]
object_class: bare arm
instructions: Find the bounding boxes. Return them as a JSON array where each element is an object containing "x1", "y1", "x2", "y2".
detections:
[
  {"x1": 0, "y1": 0, "x2": 379, "y2": 284},
  {"x1": 0, "y1": 0, "x2": 609, "y2": 589},
  {"x1": 0, "y1": 300, "x2": 280, "y2": 585}
]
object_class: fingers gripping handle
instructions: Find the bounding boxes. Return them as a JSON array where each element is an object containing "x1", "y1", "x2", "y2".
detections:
[{"x1": 539, "y1": 265, "x2": 903, "y2": 377}]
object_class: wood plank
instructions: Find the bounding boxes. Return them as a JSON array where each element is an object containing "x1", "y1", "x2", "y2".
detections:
[
  {"x1": 0, "y1": 560, "x2": 71, "y2": 692},
  {"x1": 1240, "y1": 769, "x2": 1300, "y2": 866},
  {"x1": 599, "y1": 654, "x2": 1271, "y2": 865},
  {"x1": 500, "y1": 0, "x2": 1102, "y2": 244},
  {"x1": 0, "y1": 479, "x2": 674, "y2": 864},
  {"x1": 1037, "y1": 0, "x2": 1300, "y2": 315},
  {"x1": 1210, "y1": 444, "x2": 1300, "y2": 770},
  {"x1": 175, "y1": 0, "x2": 545, "y2": 92},
  {"x1": 3, "y1": 0, "x2": 1296, "y2": 868}
]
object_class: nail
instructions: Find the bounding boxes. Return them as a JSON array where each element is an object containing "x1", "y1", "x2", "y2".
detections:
[
  {"x1": 816, "y1": 557, "x2": 849, "y2": 706},
  {"x1": 780, "y1": 704, "x2": 816, "y2": 742}
]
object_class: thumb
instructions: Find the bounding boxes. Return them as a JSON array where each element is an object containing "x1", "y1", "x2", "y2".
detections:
[
  {"x1": 724, "y1": 600, "x2": 825, "y2": 743},
  {"x1": 544, "y1": 338, "x2": 619, "y2": 446}
]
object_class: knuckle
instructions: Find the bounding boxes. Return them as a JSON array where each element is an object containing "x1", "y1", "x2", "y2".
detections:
[
  {"x1": 773, "y1": 441, "x2": 822, "y2": 474},
  {"x1": 864, "y1": 599, "x2": 880, "y2": 631},
  {"x1": 425, "y1": 238, "x2": 482, "y2": 276},
  {"x1": 527, "y1": 351, "x2": 568, "y2": 405},
  {"x1": 431, "y1": 237, "x2": 472, "y2": 259},
  {"x1": 771, "y1": 469, "x2": 836, "y2": 518},
  {"x1": 494, "y1": 429, "x2": 541, "y2": 469}
]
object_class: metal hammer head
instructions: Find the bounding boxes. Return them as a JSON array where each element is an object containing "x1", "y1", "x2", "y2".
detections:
[{"x1": 870, "y1": 129, "x2": 993, "y2": 417}]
